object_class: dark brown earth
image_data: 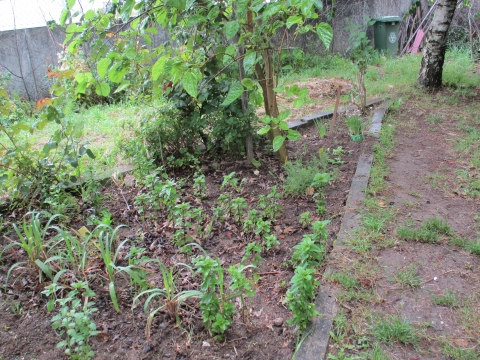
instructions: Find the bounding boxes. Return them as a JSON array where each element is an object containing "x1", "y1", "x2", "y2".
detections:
[{"x1": 0, "y1": 111, "x2": 375, "y2": 360}]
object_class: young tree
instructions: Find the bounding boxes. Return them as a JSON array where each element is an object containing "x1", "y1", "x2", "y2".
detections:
[
  {"x1": 63, "y1": 0, "x2": 333, "y2": 163},
  {"x1": 418, "y1": 0, "x2": 457, "y2": 88}
]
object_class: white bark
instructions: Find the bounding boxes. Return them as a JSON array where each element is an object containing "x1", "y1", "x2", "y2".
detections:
[{"x1": 418, "y1": 0, "x2": 457, "y2": 88}]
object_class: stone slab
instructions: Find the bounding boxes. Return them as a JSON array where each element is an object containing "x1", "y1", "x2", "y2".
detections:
[{"x1": 289, "y1": 98, "x2": 384, "y2": 130}]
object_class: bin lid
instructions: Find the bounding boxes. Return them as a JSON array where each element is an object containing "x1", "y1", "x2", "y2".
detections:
[{"x1": 374, "y1": 16, "x2": 402, "y2": 23}]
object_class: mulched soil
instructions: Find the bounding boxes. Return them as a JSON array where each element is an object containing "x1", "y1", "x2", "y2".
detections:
[{"x1": 0, "y1": 111, "x2": 375, "y2": 360}]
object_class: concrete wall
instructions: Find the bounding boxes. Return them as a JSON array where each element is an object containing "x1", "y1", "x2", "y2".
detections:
[
  {"x1": 331, "y1": 0, "x2": 412, "y2": 53},
  {"x1": 0, "y1": 27, "x2": 65, "y2": 100},
  {"x1": 0, "y1": 24, "x2": 169, "y2": 101}
]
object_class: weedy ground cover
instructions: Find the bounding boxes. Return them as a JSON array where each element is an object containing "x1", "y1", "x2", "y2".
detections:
[{"x1": 325, "y1": 55, "x2": 480, "y2": 359}]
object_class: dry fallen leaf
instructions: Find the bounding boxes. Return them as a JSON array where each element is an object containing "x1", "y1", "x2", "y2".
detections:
[
  {"x1": 305, "y1": 186, "x2": 315, "y2": 196},
  {"x1": 453, "y1": 338, "x2": 468, "y2": 347}
]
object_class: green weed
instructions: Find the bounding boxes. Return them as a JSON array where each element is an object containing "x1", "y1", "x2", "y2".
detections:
[
  {"x1": 392, "y1": 263, "x2": 422, "y2": 288},
  {"x1": 432, "y1": 290, "x2": 459, "y2": 307}
]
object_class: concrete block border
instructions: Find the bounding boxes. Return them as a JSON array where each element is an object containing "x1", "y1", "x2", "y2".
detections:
[
  {"x1": 288, "y1": 98, "x2": 383, "y2": 130},
  {"x1": 295, "y1": 100, "x2": 390, "y2": 360}
]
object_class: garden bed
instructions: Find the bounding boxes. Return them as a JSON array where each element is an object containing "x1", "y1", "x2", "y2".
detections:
[{"x1": 0, "y1": 112, "x2": 376, "y2": 360}]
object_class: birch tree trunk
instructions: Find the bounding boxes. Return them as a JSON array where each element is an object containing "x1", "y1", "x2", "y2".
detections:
[{"x1": 418, "y1": 0, "x2": 457, "y2": 88}]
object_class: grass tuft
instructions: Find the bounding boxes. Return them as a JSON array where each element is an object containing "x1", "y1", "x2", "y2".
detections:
[
  {"x1": 392, "y1": 263, "x2": 422, "y2": 288},
  {"x1": 372, "y1": 315, "x2": 419, "y2": 346},
  {"x1": 397, "y1": 217, "x2": 451, "y2": 243}
]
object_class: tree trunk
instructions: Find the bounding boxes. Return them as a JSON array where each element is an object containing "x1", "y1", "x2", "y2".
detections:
[
  {"x1": 255, "y1": 49, "x2": 288, "y2": 163},
  {"x1": 420, "y1": 0, "x2": 429, "y2": 18},
  {"x1": 236, "y1": 44, "x2": 254, "y2": 163},
  {"x1": 418, "y1": 0, "x2": 457, "y2": 88}
]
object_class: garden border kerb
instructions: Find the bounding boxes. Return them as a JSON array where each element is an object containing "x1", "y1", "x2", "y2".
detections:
[{"x1": 295, "y1": 100, "x2": 390, "y2": 360}]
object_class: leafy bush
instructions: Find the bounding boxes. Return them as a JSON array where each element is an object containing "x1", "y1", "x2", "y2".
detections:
[{"x1": 0, "y1": 88, "x2": 95, "y2": 201}]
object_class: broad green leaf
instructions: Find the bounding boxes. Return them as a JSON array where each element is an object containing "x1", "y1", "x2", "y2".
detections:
[
  {"x1": 243, "y1": 51, "x2": 256, "y2": 72},
  {"x1": 86, "y1": 149, "x2": 95, "y2": 159},
  {"x1": 186, "y1": 14, "x2": 205, "y2": 28},
  {"x1": 121, "y1": 0, "x2": 135, "y2": 22},
  {"x1": 287, "y1": 129, "x2": 301, "y2": 141},
  {"x1": 262, "y1": 3, "x2": 282, "y2": 19},
  {"x1": 207, "y1": 6, "x2": 220, "y2": 21},
  {"x1": 182, "y1": 71, "x2": 199, "y2": 98},
  {"x1": 272, "y1": 136, "x2": 285, "y2": 152},
  {"x1": 96, "y1": 58, "x2": 111, "y2": 78},
  {"x1": 294, "y1": 97, "x2": 304, "y2": 108},
  {"x1": 241, "y1": 78, "x2": 255, "y2": 89},
  {"x1": 59, "y1": 9, "x2": 69, "y2": 26},
  {"x1": 0, "y1": 89, "x2": 8, "y2": 98},
  {"x1": 108, "y1": 64, "x2": 126, "y2": 83},
  {"x1": 125, "y1": 47, "x2": 136, "y2": 60},
  {"x1": 152, "y1": 55, "x2": 168, "y2": 80},
  {"x1": 84, "y1": 9, "x2": 95, "y2": 21},
  {"x1": 273, "y1": 86, "x2": 285, "y2": 93},
  {"x1": 65, "y1": 23, "x2": 81, "y2": 34},
  {"x1": 166, "y1": 0, "x2": 186, "y2": 10},
  {"x1": 143, "y1": 34, "x2": 152, "y2": 46},
  {"x1": 250, "y1": 2, "x2": 265, "y2": 13},
  {"x1": 114, "y1": 81, "x2": 131, "y2": 93},
  {"x1": 316, "y1": 23, "x2": 333, "y2": 49},
  {"x1": 225, "y1": 21, "x2": 240, "y2": 41},
  {"x1": 95, "y1": 82, "x2": 110, "y2": 97},
  {"x1": 257, "y1": 125, "x2": 270, "y2": 135},
  {"x1": 279, "y1": 122, "x2": 289, "y2": 131},
  {"x1": 221, "y1": 82, "x2": 244, "y2": 106},
  {"x1": 249, "y1": 90, "x2": 263, "y2": 106},
  {"x1": 76, "y1": 81, "x2": 88, "y2": 94},
  {"x1": 67, "y1": 0, "x2": 75, "y2": 9},
  {"x1": 277, "y1": 110, "x2": 291, "y2": 122},
  {"x1": 145, "y1": 27, "x2": 158, "y2": 34},
  {"x1": 286, "y1": 15, "x2": 302, "y2": 29},
  {"x1": 130, "y1": 17, "x2": 141, "y2": 30},
  {"x1": 223, "y1": 45, "x2": 237, "y2": 65}
]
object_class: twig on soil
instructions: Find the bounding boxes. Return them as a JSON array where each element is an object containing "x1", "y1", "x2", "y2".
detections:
[
  {"x1": 112, "y1": 178, "x2": 131, "y2": 210},
  {"x1": 257, "y1": 271, "x2": 282, "y2": 276},
  {"x1": 228, "y1": 337, "x2": 247, "y2": 343}
]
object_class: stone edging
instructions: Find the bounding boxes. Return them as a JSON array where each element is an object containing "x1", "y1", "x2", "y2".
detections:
[{"x1": 295, "y1": 100, "x2": 390, "y2": 360}]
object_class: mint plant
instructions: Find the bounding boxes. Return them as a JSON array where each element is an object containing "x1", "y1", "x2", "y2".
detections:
[
  {"x1": 254, "y1": 219, "x2": 271, "y2": 236},
  {"x1": 299, "y1": 211, "x2": 312, "y2": 229},
  {"x1": 312, "y1": 220, "x2": 330, "y2": 243},
  {"x1": 242, "y1": 242, "x2": 263, "y2": 267},
  {"x1": 291, "y1": 235, "x2": 326, "y2": 267},
  {"x1": 221, "y1": 172, "x2": 242, "y2": 192},
  {"x1": 231, "y1": 197, "x2": 248, "y2": 223},
  {"x1": 227, "y1": 264, "x2": 256, "y2": 321},
  {"x1": 263, "y1": 234, "x2": 280, "y2": 252},
  {"x1": 193, "y1": 172, "x2": 207, "y2": 198},
  {"x1": 284, "y1": 265, "x2": 319, "y2": 330},
  {"x1": 48, "y1": 282, "x2": 99, "y2": 359},
  {"x1": 192, "y1": 255, "x2": 235, "y2": 336}
]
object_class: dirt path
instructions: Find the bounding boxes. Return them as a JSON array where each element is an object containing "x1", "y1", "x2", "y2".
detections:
[{"x1": 326, "y1": 93, "x2": 480, "y2": 359}]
